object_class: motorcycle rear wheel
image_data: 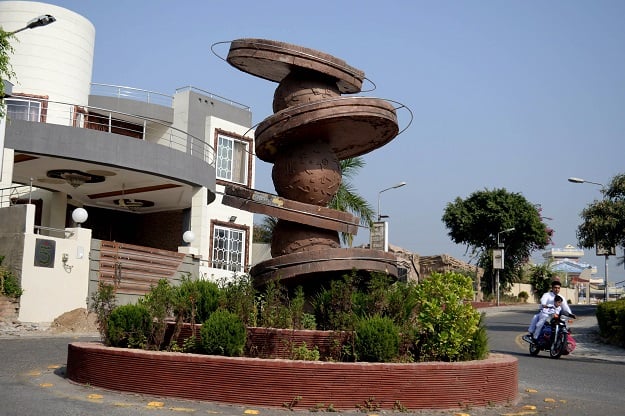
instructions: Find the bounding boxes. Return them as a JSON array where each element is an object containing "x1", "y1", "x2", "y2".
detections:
[{"x1": 529, "y1": 342, "x2": 540, "y2": 356}]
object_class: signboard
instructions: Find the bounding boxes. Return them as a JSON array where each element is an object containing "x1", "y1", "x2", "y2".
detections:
[
  {"x1": 370, "y1": 221, "x2": 388, "y2": 252},
  {"x1": 492, "y1": 248, "x2": 504, "y2": 269},
  {"x1": 596, "y1": 245, "x2": 616, "y2": 256},
  {"x1": 34, "y1": 238, "x2": 56, "y2": 268}
]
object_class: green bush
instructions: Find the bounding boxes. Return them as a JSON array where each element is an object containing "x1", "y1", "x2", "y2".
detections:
[
  {"x1": 176, "y1": 277, "x2": 221, "y2": 323},
  {"x1": 596, "y1": 299, "x2": 625, "y2": 347},
  {"x1": 412, "y1": 271, "x2": 485, "y2": 362},
  {"x1": 217, "y1": 274, "x2": 257, "y2": 327},
  {"x1": 200, "y1": 310, "x2": 246, "y2": 356},
  {"x1": 313, "y1": 272, "x2": 358, "y2": 331},
  {"x1": 0, "y1": 256, "x2": 23, "y2": 299},
  {"x1": 258, "y1": 281, "x2": 291, "y2": 328},
  {"x1": 291, "y1": 342, "x2": 320, "y2": 361},
  {"x1": 518, "y1": 291, "x2": 529, "y2": 302},
  {"x1": 458, "y1": 312, "x2": 489, "y2": 361},
  {"x1": 354, "y1": 315, "x2": 400, "y2": 362},
  {"x1": 139, "y1": 279, "x2": 177, "y2": 349},
  {"x1": 106, "y1": 304, "x2": 152, "y2": 348},
  {"x1": 89, "y1": 281, "x2": 117, "y2": 340}
]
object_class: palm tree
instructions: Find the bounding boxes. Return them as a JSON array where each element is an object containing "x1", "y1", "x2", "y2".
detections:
[
  {"x1": 255, "y1": 157, "x2": 373, "y2": 247},
  {"x1": 329, "y1": 157, "x2": 374, "y2": 246}
]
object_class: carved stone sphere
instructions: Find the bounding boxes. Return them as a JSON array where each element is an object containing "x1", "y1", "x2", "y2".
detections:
[
  {"x1": 273, "y1": 70, "x2": 340, "y2": 113},
  {"x1": 271, "y1": 220, "x2": 340, "y2": 257},
  {"x1": 272, "y1": 141, "x2": 341, "y2": 206}
]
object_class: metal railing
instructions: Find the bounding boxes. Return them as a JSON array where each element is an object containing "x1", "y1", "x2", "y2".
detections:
[
  {"x1": 33, "y1": 225, "x2": 74, "y2": 239},
  {"x1": 90, "y1": 83, "x2": 252, "y2": 112},
  {"x1": 5, "y1": 98, "x2": 216, "y2": 167},
  {"x1": 175, "y1": 86, "x2": 251, "y2": 111},
  {"x1": 0, "y1": 184, "x2": 33, "y2": 207},
  {"x1": 90, "y1": 83, "x2": 174, "y2": 107}
]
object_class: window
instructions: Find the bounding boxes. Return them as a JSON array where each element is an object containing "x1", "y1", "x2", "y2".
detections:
[
  {"x1": 216, "y1": 133, "x2": 249, "y2": 184},
  {"x1": 6, "y1": 98, "x2": 42, "y2": 122},
  {"x1": 212, "y1": 225, "x2": 245, "y2": 272}
]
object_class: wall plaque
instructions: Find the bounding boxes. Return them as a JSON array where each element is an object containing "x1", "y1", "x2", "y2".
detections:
[{"x1": 34, "y1": 238, "x2": 56, "y2": 268}]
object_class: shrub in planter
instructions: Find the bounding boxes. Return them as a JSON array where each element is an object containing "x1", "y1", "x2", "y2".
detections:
[
  {"x1": 139, "y1": 279, "x2": 177, "y2": 349},
  {"x1": 217, "y1": 274, "x2": 258, "y2": 327},
  {"x1": 176, "y1": 277, "x2": 221, "y2": 323},
  {"x1": 90, "y1": 281, "x2": 117, "y2": 341},
  {"x1": 200, "y1": 310, "x2": 246, "y2": 356},
  {"x1": 106, "y1": 304, "x2": 152, "y2": 348},
  {"x1": 354, "y1": 315, "x2": 400, "y2": 362},
  {"x1": 313, "y1": 273, "x2": 357, "y2": 331},
  {"x1": 412, "y1": 271, "x2": 484, "y2": 362}
]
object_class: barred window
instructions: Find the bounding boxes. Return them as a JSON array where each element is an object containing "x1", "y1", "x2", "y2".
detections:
[
  {"x1": 216, "y1": 134, "x2": 248, "y2": 185},
  {"x1": 212, "y1": 226, "x2": 245, "y2": 272}
]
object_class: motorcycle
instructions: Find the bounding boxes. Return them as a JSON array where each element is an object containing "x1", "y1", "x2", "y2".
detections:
[{"x1": 523, "y1": 311, "x2": 576, "y2": 359}]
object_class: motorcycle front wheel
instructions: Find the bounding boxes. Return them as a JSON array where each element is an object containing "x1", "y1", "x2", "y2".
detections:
[{"x1": 549, "y1": 332, "x2": 565, "y2": 359}]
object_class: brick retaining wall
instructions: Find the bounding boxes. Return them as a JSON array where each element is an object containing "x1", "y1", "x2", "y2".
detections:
[{"x1": 67, "y1": 342, "x2": 518, "y2": 411}]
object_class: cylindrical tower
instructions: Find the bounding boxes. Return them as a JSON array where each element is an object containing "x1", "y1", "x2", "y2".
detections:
[{"x1": 0, "y1": 1, "x2": 95, "y2": 124}]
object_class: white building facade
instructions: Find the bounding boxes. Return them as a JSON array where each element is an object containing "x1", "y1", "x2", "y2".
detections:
[{"x1": 0, "y1": 1, "x2": 256, "y2": 322}]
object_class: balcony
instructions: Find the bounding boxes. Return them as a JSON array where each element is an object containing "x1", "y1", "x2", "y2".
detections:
[{"x1": 3, "y1": 96, "x2": 217, "y2": 213}]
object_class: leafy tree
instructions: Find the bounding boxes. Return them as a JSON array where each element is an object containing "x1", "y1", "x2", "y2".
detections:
[
  {"x1": 576, "y1": 173, "x2": 625, "y2": 264},
  {"x1": 329, "y1": 157, "x2": 375, "y2": 246},
  {"x1": 442, "y1": 188, "x2": 551, "y2": 294},
  {"x1": 0, "y1": 27, "x2": 16, "y2": 117},
  {"x1": 526, "y1": 262, "x2": 559, "y2": 302}
]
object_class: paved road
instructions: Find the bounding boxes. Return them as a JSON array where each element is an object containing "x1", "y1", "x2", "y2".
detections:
[{"x1": 1, "y1": 304, "x2": 624, "y2": 415}]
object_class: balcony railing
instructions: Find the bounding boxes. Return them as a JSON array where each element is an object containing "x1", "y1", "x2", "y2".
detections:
[
  {"x1": 175, "y1": 86, "x2": 251, "y2": 111},
  {"x1": 90, "y1": 83, "x2": 174, "y2": 107},
  {"x1": 5, "y1": 98, "x2": 216, "y2": 167},
  {"x1": 90, "y1": 84, "x2": 252, "y2": 112},
  {"x1": 0, "y1": 184, "x2": 33, "y2": 207}
]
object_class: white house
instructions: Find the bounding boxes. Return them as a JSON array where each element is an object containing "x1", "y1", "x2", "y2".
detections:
[{"x1": 0, "y1": 1, "x2": 256, "y2": 322}]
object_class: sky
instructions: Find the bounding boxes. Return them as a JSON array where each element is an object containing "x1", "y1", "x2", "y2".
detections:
[{"x1": 11, "y1": 0, "x2": 625, "y2": 284}]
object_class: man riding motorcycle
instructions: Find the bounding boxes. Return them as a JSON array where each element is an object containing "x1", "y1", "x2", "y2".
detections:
[{"x1": 523, "y1": 280, "x2": 575, "y2": 344}]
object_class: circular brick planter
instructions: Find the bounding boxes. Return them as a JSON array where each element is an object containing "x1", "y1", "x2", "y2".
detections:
[{"x1": 67, "y1": 342, "x2": 518, "y2": 411}]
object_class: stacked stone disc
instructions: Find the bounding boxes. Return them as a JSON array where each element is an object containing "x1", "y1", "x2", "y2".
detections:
[{"x1": 224, "y1": 38, "x2": 400, "y2": 287}]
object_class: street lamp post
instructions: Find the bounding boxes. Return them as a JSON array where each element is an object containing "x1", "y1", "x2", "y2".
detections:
[
  {"x1": 370, "y1": 181, "x2": 406, "y2": 252},
  {"x1": 7, "y1": 14, "x2": 56, "y2": 35},
  {"x1": 567, "y1": 177, "x2": 604, "y2": 187},
  {"x1": 568, "y1": 176, "x2": 611, "y2": 302},
  {"x1": 494, "y1": 227, "x2": 515, "y2": 306},
  {"x1": 377, "y1": 181, "x2": 406, "y2": 221}
]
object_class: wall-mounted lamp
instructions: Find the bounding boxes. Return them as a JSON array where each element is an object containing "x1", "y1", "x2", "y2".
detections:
[
  {"x1": 183, "y1": 230, "x2": 195, "y2": 244},
  {"x1": 62, "y1": 252, "x2": 73, "y2": 272},
  {"x1": 71, "y1": 207, "x2": 88, "y2": 227},
  {"x1": 229, "y1": 216, "x2": 237, "y2": 223}
]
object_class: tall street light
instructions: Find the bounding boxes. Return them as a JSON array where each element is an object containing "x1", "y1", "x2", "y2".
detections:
[
  {"x1": 377, "y1": 181, "x2": 406, "y2": 221},
  {"x1": 568, "y1": 177, "x2": 604, "y2": 187},
  {"x1": 370, "y1": 181, "x2": 406, "y2": 252},
  {"x1": 568, "y1": 176, "x2": 610, "y2": 302},
  {"x1": 7, "y1": 14, "x2": 56, "y2": 35},
  {"x1": 494, "y1": 227, "x2": 515, "y2": 306}
]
